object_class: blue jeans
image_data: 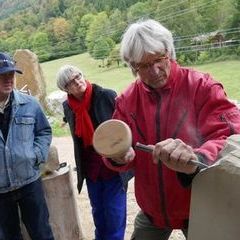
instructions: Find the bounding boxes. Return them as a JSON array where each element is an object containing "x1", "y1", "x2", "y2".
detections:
[
  {"x1": 86, "y1": 175, "x2": 127, "y2": 240},
  {"x1": 0, "y1": 178, "x2": 54, "y2": 240}
]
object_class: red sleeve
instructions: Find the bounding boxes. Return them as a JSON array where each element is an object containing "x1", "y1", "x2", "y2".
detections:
[{"x1": 194, "y1": 80, "x2": 240, "y2": 163}]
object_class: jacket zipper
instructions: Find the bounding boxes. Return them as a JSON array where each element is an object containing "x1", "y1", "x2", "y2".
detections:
[
  {"x1": 130, "y1": 113, "x2": 147, "y2": 142},
  {"x1": 172, "y1": 110, "x2": 188, "y2": 139},
  {"x1": 155, "y1": 93, "x2": 171, "y2": 228}
]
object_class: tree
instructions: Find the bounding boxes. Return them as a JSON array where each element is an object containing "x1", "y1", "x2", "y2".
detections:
[
  {"x1": 127, "y1": 2, "x2": 151, "y2": 22},
  {"x1": 92, "y1": 37, "x2": 115, "y2": 66},
  {"x1": 196, "y1": 0, "x2": 234, "y2": 31},
  {"x1": 30, "y1": 31, "x2": 51, "y2": 61},
  {"x1": 0, "y1": 38, "x2": 9, "y2": 52},
  {"x1": 109, "y1": 45, "x2": 121, "y2": 67},
  {"x1": 85, "y1": 12, "x2": 111, "y2": 54},
  {"x1": 52, "y1": 17, "x2": 71, "y2": 41},
  {"x1": 231, "y1": 0, "x2": 240, "y2": 28},
  {"x1": 0, "y1": 0, "x2": 238, "y2": 63},
  {"x1": 76, "y1": 13, "x2": 95, "y2": 51},
  {"x1": 31, "y1": 32, "x2": 49, "y2": 49},
  {"x1": 109, "y1": 9, "x2": 126, "y2": 43},
  {"x1": 4, "y1": 37, "x2": 18, "y2": 53},
  {"x1": 12, "y1": 31, "x2": 29, "y2": 49},
  {"x1": 40, "y1": 0, "x2": 62, "y2": 21}
]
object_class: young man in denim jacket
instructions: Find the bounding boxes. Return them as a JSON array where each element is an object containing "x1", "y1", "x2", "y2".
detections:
[{"x1": 0, "y1": 52, "x2": 54, "y2": 240}]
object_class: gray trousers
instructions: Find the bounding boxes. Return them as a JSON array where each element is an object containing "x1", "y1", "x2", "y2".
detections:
[{"x1": 130, "y1": 211, "x2": 188, "y2": 240}]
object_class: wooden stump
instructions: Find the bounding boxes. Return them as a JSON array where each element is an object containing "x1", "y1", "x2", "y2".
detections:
[
  {"x1": 20, "y1": 143, "x2": 84, "y2": 239},
  {"x1": 21, "y1": 166, "x2": 84, "y2": 240},
  {"x1": 42, "y1": 166, "x2": 83, "y2": 240}
]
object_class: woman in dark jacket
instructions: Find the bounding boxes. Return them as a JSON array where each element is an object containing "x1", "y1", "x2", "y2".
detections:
[{"x1": 56, "y1": 65, "x2": 127, "y2": 240}]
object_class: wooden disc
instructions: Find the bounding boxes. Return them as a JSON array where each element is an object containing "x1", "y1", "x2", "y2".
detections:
[{"x1": 93, "y1": 119, "x2": 132, "y2": 158}]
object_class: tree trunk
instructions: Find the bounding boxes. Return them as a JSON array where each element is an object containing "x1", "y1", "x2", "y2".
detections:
[{"x1": 21, "y1": 166, "x2": 84, "y2": 240}]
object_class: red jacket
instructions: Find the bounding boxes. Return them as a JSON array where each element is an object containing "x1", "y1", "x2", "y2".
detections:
[{"x1": 104, "y1": 61, "x2": 240, "y2": 228}]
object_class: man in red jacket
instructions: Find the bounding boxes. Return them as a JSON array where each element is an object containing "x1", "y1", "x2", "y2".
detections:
[{"x1": 103, "y1": 19, "x2": 240, "y2": 240}]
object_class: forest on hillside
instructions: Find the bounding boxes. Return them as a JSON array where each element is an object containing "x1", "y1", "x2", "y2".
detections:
[{"x1": 0, "y1": 0, "x2": 239, "y2": 65}]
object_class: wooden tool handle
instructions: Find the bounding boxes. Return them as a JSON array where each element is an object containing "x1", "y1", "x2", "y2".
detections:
[{"x1": 135, "y1": 142, "x2": 208, "y2": 168}]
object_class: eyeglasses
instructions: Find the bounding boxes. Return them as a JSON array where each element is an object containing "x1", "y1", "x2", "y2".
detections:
[
  {"x1": 0, "y1": 59, "x2": 15, "y2": 68},
  {"x1": 130, "y1": 55, "x2": 168, "y2": 73},
  {"x1": 66, "y1": 73, "x2": 83, "y2": 88}
]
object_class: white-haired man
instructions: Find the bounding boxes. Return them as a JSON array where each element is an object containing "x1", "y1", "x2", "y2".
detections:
[{"x1": 102, "y1": 19, "x2": 240, "y2": 240}]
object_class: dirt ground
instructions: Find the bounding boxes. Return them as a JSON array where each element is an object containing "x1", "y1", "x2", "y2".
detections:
[{"x1": 52, "y1": 136, "x2": 185, "y2": 240}]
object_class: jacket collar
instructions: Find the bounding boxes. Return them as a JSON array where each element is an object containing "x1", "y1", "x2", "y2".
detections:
[{"x1": 12, "y1": 89, "x2": 32, "y2": 105}]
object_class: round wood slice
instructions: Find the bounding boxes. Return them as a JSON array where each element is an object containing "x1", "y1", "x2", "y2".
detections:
[{"x1": 93, "y1": 119, "x2": 132, "y2": 158}]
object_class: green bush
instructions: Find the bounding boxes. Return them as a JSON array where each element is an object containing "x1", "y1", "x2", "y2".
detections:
[
  {"x1": 197, "y1": 51, "x2": 209, "y2": 64},
  {"x1": 50, "y1": 118, "x2": 70, "y2": 137}
]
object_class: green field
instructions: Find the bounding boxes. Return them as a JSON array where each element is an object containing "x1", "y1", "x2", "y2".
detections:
[{"x1": 41, "y1": 54, "x2": 240, "y2": 101}]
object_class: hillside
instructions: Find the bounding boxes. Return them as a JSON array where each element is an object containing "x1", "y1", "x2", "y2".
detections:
[
  {"x1": 0, "y1": 0, "x2": 34, "y2": 19},
  {"x1": 1, "y1": 0, "x2": 239, "y2": 65},
  {"x1": 0, "y1": 0, "x2": 141, "y2": 20}
]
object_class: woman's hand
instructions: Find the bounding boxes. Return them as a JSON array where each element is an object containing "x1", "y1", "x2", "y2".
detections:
[{"x1": 111, "y1": 147, "x2": 136, "y2": 165}]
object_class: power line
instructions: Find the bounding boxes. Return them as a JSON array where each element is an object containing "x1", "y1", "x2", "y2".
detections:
[
  {"x1": 2, "y1": 0, "x2": 238, "y2": 59},
  {"x1": 60, "y1": 28, "x2": 240, "y2": 53},
  {"x1": 174, "y1": 27, "x2": 240, "y2": 41},
  {"x1": 176, "y1": 39, "x2": 240, "y2": 53},
  {"x1": 105, "y1": 0, "x2": 218, "y2": 37},
  {"x1": 0, "y1": 0, "x2": 229, "y2": 45},
  {"x1": 89, "y1": 0, "x2": 227, "y2": 45},
  {"x1": 158, "y1": 0, "x2": 219, "y2": 22},
  {"x1": 85, "y1": 0, "x2": 194, "y2": 34},
  {"x1": 62, "y1": 0, "x2": 218, "y2": 40}
]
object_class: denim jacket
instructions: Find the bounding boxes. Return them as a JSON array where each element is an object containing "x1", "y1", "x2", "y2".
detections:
[{"x1": 0, "y1": 90, "x2": 52, "y2": 193}]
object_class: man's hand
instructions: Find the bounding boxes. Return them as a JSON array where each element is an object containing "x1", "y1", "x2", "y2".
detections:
[
  {"x1": 111, "y1": 147, "x2": 136, "y2": 165},
  {"x1": 152, "y1": 138, "x2": 198, "y2": 174}
]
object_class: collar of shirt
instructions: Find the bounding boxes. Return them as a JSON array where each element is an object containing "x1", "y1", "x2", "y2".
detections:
[{"x1": 0, "y1": 94, "x2": 10, "y2": 114}]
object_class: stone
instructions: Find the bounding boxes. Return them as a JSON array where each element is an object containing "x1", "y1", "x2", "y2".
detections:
[
  {"x1": 219, "y1": 134, "x2": 240, "y2": 158},
  {"x1": 13, "y1": 49, "x2": 47, "y2": 109},
  {"x1": 188, "y1": 134, "x2": 240, "y2": 240},
  {"x1": 45, "y1": 90, "x2": 67, "y2": 116}
]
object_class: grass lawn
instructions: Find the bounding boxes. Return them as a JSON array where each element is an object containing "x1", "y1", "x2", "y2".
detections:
[
  {"x1": 41, "y1": 54, "x2": 240, "y2": 101},
  {"x1": 193, "y1": 61, "x2": 240, "y2": 101},
  {"x1": 41, "y1": 53, "x2": 134, "y2": 94}
]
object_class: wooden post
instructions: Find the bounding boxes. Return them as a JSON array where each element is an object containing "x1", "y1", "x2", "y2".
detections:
[
  {"x1": 21, "y1": 145, "x2": 84, "y2": 239},
  {"x1": 42, "y1": 166, "x2": 84, "y2": 240}
]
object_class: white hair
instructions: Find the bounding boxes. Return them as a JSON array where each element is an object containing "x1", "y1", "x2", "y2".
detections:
[
  {"x1": 56, "y1": 65, "x2": 83, "y2": 91},
  {"x1": 120, "y1": 19, "x2": 176, "y2": 63}
]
